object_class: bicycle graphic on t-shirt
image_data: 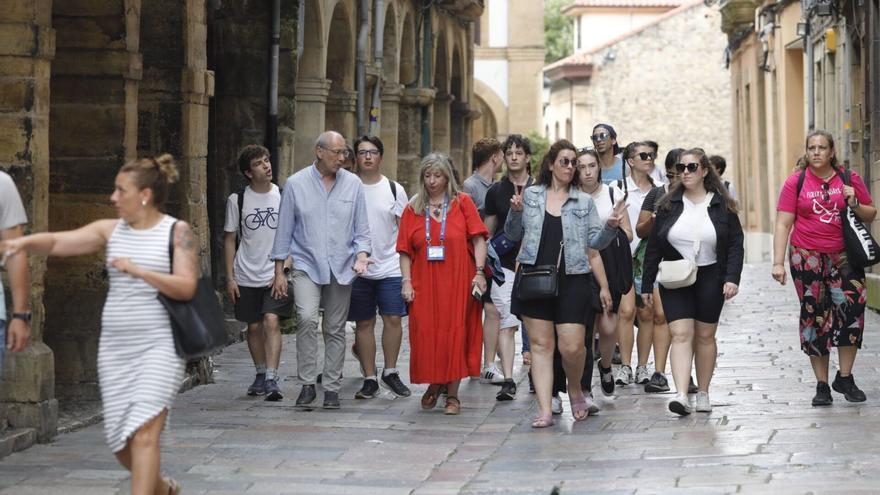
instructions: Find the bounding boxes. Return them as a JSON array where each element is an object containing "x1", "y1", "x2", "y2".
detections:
[
  {"x1": 244, "y1": 207, "x2": 279, "y2": 230},
  {"x1": 812, "y1": 199, "x2": 839, "y2": 224}
]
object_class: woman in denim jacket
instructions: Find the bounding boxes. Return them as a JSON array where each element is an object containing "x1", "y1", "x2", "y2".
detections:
[{"x1": 505, "y1": 139, "x2": 624, "y2": 427}]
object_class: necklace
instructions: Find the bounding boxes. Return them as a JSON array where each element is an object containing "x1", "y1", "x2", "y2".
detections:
[
  {"x1": 585, "y1": 183, "x2": 601, "y2": 195},
  {"x1": 429, "y1": 201, "x2": 444, "y2": 217}
]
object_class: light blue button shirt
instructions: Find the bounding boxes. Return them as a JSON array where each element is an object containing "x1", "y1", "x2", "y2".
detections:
[{"x1": 270, "y1": 164, "x2": 371, "y2": 286}]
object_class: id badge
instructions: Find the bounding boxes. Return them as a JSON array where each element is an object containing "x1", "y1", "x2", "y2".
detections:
[{"x1": 427, "y1": 245, "x2": 446, "y2": 261}]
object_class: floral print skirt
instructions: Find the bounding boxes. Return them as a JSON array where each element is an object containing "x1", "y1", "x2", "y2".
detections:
[{"x1": 789, "y1": 245, "x2": 866, "y2": 357}]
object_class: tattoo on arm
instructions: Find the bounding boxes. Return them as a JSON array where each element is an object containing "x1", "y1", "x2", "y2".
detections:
[{"x1": 176, "y1": 224, "x2": 197, "y2": 253}]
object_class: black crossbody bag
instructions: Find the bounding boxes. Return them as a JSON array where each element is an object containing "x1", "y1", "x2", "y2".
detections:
[
  {"x1": 157, "y1": 221, "x2": 227, "y2": 359},
  {"x1": 515, "y1": 241, "x2": 564, "y2": 300}
]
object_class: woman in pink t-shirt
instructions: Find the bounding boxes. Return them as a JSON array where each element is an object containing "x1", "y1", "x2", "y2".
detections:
[{"x1": 773, "y1": 130, "x2": 877, "y2": 407}]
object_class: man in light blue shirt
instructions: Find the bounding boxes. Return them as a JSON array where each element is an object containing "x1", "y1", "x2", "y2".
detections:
[{"x1": 271, "y1": 130, "x2": 372, "y2": 410}]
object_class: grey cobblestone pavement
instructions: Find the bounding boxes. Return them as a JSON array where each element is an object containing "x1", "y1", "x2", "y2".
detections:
[{"x1": 2, "y1": 262, "x2": 880, "y2": 494}]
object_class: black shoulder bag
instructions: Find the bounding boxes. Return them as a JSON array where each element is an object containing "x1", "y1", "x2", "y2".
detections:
[
  {"x1": 515, "y1": 241, "x2": 564, "y2": 300},
  {"x1": 157, "y1": 221, "x2": 227, "y2": 359}
]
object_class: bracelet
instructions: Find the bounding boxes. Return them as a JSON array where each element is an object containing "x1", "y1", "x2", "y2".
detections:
[
  {"x1": 474, "y1": 272, "x2": 486, "y2": 277},
  {"x1": 402, "y1": 277, "x2": 411, "y2": 282}
]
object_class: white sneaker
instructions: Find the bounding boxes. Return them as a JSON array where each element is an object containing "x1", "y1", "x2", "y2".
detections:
[
  {"x1": 635, "y1": 365, "x2": 651, "y2": 385},
  {"x1": 668, "y1": 394, "x2": 692, "y2": 416},
  {"x1": 695, "y1": 391, "x2": 712, "y2": 412},
  {"x1": 615, "y1": 365, "x2": 633, "y2": 386},
  {"x1": 585, "y1": 394, "x2": 600, "y2": 415},
  {"x1": 551, "y1": 395, "x2": 563, "y2": 415},
  {"x1": 479, "y1": 363, "x2": 505, "y2": 384}
]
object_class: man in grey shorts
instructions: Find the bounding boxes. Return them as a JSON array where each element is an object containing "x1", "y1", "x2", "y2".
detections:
[
  {"x1": 0, "y1": 170, "x2": 31, "y2": 376},
  {"x1": 224, "y1": 145, "x2": 293, "y2": 401}
]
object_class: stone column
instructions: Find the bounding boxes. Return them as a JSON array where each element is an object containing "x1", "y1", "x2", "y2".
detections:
[
  {"x1": 0, "y1": 0, "x2": 58, "y2": 449},
  {"x1": 398, "y1": 87, "x2": 435, "y2": 193},
  {"x1": 293, "y1": 77, "x2": 330, "y2": 170},
  {"x1": 432, "y1": 92, "x2": 452, "y2": 156},
  {"x1": 380, "y1": 83, "x2": 402, "y2": 180},
  {"x1": 325, "y1": 89, "x2": 357, "y2": 141}
]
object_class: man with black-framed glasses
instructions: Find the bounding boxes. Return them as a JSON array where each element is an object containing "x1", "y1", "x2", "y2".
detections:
[{"x1": 271, "y1": 130, "x2": 372, "y2": 410}]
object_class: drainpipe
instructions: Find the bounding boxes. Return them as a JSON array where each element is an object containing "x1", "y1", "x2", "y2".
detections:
[
  {"x1": 804, "y1": 3, "x2": 815, "y2": 131},
  {"x1": 356, "y1": 0, "x2": 370, "y2": 137},
  {"x1": 420, "y1": 1, "x2": 433, "y2": 157},
  {"x1": 267, "y1": 0, "x2": 281, "y2": 182},
  {"x1": 842, "y1": 22, "x2": 852, "y2": 167},
  {"x1": 370, "y1": 0, "x2": 385, "y2": 136}
]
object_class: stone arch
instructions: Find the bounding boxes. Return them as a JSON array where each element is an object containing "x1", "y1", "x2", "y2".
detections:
[
  {"x1": 473, "y1": 79, "x2": 507, "y2": 137},
  {"x1": 293, "y1": 0, "x2": 329, "y2": 168},
  {"x1": 325, "y1": 0, "x2": 357, "y2": 139},
  {"x1": 377, "y1": 1, "x2": 401, "y2": 179},
  {"x1": 299, "y1": 0, "x2": 324, "y2": 79},
  {"x1": 432, "y1": 31, "x2": 450, "y2": 155},
  {"x1": 449, "y1": 45, "x2": 466, "y2": 171},
  {"x1": 471, "y1": 93, "x2": 498, "y2": 145},
  {"x1": 383, "y1": 2, "x2": 400, "y2": 84},
  {"x1": 399, "y1": 11, "x2": 417, "y2": 86}
]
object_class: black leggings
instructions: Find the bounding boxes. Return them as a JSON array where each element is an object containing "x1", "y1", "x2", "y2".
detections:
[{"x1": 658, "y1": 263, "x2": 725, "y2": 324}]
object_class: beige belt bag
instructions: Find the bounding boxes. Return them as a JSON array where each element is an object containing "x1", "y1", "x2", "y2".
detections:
[{"x1": 656, "y1": 193, "x2": 713, "y2": 290}]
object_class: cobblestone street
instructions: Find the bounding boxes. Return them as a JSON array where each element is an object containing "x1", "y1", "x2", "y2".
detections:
[{"x1": 2, "y1": 262, "x2": 879, "y2": 494}]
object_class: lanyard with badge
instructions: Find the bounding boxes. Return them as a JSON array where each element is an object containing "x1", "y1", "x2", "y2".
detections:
[{"x1": 425, "y1": 195, "x2": 448, "y2": 261}]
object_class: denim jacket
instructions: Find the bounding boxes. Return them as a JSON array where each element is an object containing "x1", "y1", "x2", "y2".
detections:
[{"x1": 504, "y1": 184, "x2": 616, "y2": 274}]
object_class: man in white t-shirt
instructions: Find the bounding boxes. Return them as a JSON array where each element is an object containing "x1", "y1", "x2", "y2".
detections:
[
  {"x1": 224, "y1": 145, "x2": 293, "y2": 401},
  {"x1": 0, "y1": 171, "x2": 31, "y2": 376},
  {"x1": 348, "y1": 135, "x2": 412, "y2": 399}
]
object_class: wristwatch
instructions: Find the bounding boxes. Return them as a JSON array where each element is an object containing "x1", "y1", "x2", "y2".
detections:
[{"x1": 12, "y1": 311, "x2": 32, "y2": 323}]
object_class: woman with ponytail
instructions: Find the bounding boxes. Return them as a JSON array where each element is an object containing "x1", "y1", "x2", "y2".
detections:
[{"x1": 1, "y1": 154, "x2": 196, "y2": 494}]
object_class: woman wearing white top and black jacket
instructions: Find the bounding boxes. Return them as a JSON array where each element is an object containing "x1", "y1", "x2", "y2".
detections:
[{"x1": 640, "y1": 148, "x2": 744, "y2": 416}]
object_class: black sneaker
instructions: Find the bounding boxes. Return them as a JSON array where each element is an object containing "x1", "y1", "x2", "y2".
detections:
[
  {"x1": 264, "y1": 378, "x2": 283, "y2": 401},
  {"x1": 323, "y1": 391, "x2": 341, "y2": 409},
  {"x1": 496, "y1": 380, "x2": 516, "y2": 401},
  {"x1": 644, "y1": 372, "x2": 670, "y2": 393},
  {"x1": 812, "y1": 381, "x2": 833, "y2": 406},
  {"x1": 831, "y1": 371, "x2": 867, "y2": 402},
  {"x1": 611, "y1": 345, "x2": 622, "y2": 365},
  {"x1": 381, "y1": 371, "x2": 412, "y2": 397},
  {"x1": 247, "y1": 373, "x2": 266, "y2": 396},
  {"x1": 599, "y1": 361, "x2": 615, "y2": 396},
  {"x1": 295, "y1": 384, "x2": 317, "y2": 408},
  {"x1": 688, "y1": 376, "x2": 699, "y2": 394},
  {"x1": 528, "y1": 371, "x2": 535, "y2": 394},
  {"x1": 355, "y1": 379, "x2": 379, "y2": 399}
]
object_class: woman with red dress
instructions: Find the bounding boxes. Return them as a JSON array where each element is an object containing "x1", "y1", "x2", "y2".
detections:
[{"x1": 397, "y1": 152, "x2": 489, "y2": 415}]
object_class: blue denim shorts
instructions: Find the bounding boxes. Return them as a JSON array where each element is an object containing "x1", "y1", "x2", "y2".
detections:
[{"x1": 347, "y1": 277, "x2": 408, "y2": 321}]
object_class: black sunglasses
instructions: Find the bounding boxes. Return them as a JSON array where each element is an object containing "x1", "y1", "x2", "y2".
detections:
[
  {"x1": 665, "y1": 172, "x2": 677, "y2": 180},
  {"x1": 821, "y1": 182, "x2": 830, "y2": 203},
  {"x1": 674, "y1": 162, "x2": 700, "y2": 174},
  {"x1": 591, "y1": 132, "x2": 610, "y2": 142},
  {"x1": 557, "y1": 158, "x2": 576, "y2": 167},
  {"x1": 638, "y1": 152, "x2": 655, "y2": 161}
]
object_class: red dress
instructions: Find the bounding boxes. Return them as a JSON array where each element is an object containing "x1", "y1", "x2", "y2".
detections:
[{"x1": 397, "y1": 193, "x2": 488, "y2": 384}]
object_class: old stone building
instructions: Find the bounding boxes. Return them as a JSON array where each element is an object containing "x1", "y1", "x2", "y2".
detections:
[
  {"x1": 719, "y1": 0, "x2": 880, "y2": 306},
  {"x1": 0, "y1": 0, "x2": 483, "y2": 456},
  {"x1": 542, "y1": 1, "x2": 732, "y2": 162},
  {"x1": 472, "y1": 0, "x2": 545, "y2": 142}
]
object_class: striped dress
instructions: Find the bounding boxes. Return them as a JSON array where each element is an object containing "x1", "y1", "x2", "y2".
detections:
[{"x1": 99, "y1": 214, "x2": 185, "y2": 453}]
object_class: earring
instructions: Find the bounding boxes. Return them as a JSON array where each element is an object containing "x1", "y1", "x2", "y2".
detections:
[{"x1": 141, "y1": 199, "x2": 147, "y2": 207}]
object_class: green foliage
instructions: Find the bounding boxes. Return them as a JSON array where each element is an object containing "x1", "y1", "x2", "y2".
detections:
[
  {"x1": 526, "y1": 131, "x2": 550, "y2": 177},
  {"x1": 545, "y1": 0, "x2": 574, "y2": 64}
]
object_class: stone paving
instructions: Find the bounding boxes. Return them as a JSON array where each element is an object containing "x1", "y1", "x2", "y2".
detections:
[{"x1": 2, "y1": 262, "x2": 880, "y2": 494}]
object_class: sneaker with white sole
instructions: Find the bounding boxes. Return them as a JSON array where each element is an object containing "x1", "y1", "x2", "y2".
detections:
[
  {"x1": 551, "y1": 394, "x2": 563, "y2": 415},
  {"x1": 479, "y1": 363, "x2": 505, "y2": 385},
  {"x1": 695, "y1": 391, "x2": 712, "y2": 412},
  {"x1": 635, "y1": 365, "x2": 651, "y2": 385},
  {"x1": 599, "y1": 361, "x2": 615, "y2": 396},
  {"x1": 615, "y1": 365, "x2": 633, "y2": 386},
  {"x1": 668, "y1": 394, "x2": 692, "y2": 416},
  {"x1": 585, "y1": 394, "x2": 600, "y2": 415}
]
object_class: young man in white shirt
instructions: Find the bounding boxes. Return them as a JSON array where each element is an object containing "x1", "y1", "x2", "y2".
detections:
[
  {"x1": 348, "y1": 135, "x2": 412, "y2": 399},
  {"x1": 224, "y1": 145, "x2": 293, "y2": 401},
  {"x1": 0, "y1": 171, "x2": 31, "y2": 375}
]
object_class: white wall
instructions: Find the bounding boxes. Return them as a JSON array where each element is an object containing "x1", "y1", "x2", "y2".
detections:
[
  {"x1": 489, "y1": 0, "x2": 508, "y2": 47},
  {"x1": 475, "y1": 59, "x2": 509, "y2": 106},
  {"x1": 575, "y1": 11, "x2": 667, "y2": 53}
]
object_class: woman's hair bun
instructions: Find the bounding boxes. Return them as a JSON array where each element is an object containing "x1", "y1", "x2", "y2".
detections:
[{"x1": 154, "y1": 153, "x2": 180, "y2": 185}]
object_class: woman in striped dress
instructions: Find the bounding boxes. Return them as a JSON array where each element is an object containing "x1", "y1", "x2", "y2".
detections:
[{"x1": 1, "y1": 154, "x2": 197, "y2": 495}]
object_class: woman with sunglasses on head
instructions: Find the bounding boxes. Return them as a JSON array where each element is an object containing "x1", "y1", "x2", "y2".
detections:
[
  {"x1": 591, "y1": 124, "x2": 625, "y2": 185},
  {"x1": 577, "y1": 148, "x2": 633, "y2": 403},
  {"x1": 641, "y1": 148, "x2": 744, "y2": 415},
  {"x1": 505, "y1": 140, "x2": 623, "y2": 427},
  {"x1": 772, "y1": 130, "x2": 875, "y2": 406},
  {"x1": 636, "y1": 148, "x2": 684, "y2": 394}
]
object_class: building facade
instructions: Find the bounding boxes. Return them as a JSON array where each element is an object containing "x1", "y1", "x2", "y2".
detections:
[
  {"x1": 543, "y1": 1, "x2": 732, "y2": 160},
  {"x1": 472, "y1": 0, "x2": 546, "y2": 143},
  {"x1": 0, "y1": 0, "x2": 483, "y2": 456}
]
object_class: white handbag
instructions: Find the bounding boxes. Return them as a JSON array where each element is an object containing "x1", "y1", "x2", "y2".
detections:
[{"x1": 657, "y1": 193, "x2": 713, "y2": 289}]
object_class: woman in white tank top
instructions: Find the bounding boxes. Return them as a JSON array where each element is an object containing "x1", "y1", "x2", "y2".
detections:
[{"x1": 2, "y1": 155, "x2": 198, "y2": 495}]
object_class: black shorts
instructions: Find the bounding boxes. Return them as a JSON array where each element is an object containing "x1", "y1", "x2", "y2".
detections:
[
  {"x1": 599, "y1": 230, "x2": 634, "y2": 313},
  {"x1": 234, "y1": 283, "x2": 294, "y2": 324},
  {"x1": 659, "y1": 264, "x2": 725, "y2": 324},
  {"x1": 512, "y1": 272, "x2": 597, "y2": 325},
  {"x1": 481, "y1": 277, "x2": 493, "y2": 303}
]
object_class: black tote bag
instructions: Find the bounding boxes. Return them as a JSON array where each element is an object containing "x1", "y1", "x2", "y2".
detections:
[{"x1": 157, "y1": 221, "x2": 227, "y2": 359}]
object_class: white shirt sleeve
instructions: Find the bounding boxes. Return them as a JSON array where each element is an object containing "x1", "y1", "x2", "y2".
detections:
[
  {"x1": 727, "y1": 181, "x2": 738, "y2": 200},
  {"x1": 0, "y1": 172, "x2": 27, "y2": 230},
  {"x1": 392, "y1": 182, "x2": 409, "y2": 218},
  {"x1": 223, "y1": 193, "x2": 240, "y2": 233}
]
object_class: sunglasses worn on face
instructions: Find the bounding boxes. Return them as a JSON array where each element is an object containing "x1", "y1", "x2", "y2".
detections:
[
  {"x1": 557, "y1": 158, "x2": 576, "y2": 167},
  {"x1": 665, "y1": 172, "x2": 677, "y2": 180},
  {"x1": 674, "y1": 162, "x2": 700, "y2": 174},
  {"x1": 591, "y1": 132, "x2": 610, "y2": 142},
  {"x1": 638, "y1": 152, "x2": 655, "y2": 161}
]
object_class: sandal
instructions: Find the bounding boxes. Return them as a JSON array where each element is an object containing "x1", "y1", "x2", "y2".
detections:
[
  {"x1": 522, "y1": 351, "x2": 532, "y2": 366},
  {"x1": 162, "y1": 476, "x2": 181, "y2": 495},
  {"x1": 421, "y1": 384, "x2": 440, "y2": 410},
  {"x1": 570, "y1": 393, "x2": 588, "y2": 422},
  {"x1": 531, "y1": 412, "x2": 554, "y2": 428},
  {"x1": 443, "y1": 396, "x2": 461, "y2": 415}
]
